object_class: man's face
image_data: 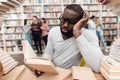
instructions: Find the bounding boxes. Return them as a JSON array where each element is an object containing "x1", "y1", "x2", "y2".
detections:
[
  {"x1": 60, "y1": 9, "x2": 81, "y2": 38},
  {"x1": 32, "y1": 17, "x2": 37, "y2": 21}
]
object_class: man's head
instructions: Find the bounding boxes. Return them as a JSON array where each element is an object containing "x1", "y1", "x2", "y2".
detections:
[
  {"x1": 60, "y1": 4, "x2": 84, "y2": 38},
  {"x1": 90, "y1": 15, "x2": 97, "y2": 22}
]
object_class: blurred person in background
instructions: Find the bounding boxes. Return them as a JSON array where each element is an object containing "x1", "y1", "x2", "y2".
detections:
[
  {"x1": 23, "y1": 19, "x2": 32, "y2": 45},
  {"x1": 96, "y1": 17, "x2": 108, "y2": 52},
  {"x1": 87, "y1": 15, "x2": 97, "y2": 33},
  {"x1": 40, "y1": 18, "x2": 49, "y2": 46},
  {"x1": 31, "y1": 16, "x2": 42, "y2": 54}
]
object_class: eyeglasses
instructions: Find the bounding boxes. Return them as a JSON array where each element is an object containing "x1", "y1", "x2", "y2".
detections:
[{"x1": 59, "y1": 11, "x2": 84, "y2": 25}]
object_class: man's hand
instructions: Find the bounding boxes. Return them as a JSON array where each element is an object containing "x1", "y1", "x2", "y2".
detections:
[
  {"x1": 31, "y1": 68, "x2": 43, "y2": 77},
  {"x1": 73, "y1": 12, "x2": 89, "y2": 38},
  {"x1": 98, "y1": 0, "x2": 111, "y2": 4}
]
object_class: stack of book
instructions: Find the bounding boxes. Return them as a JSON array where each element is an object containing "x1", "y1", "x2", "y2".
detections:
[
  {"x1": 0, "y1": 48, "x2": 18, "y2": 74},
  {"x1": 0, "y1": 61, "x2": 3, "y2": 78},
  {"x1": 0, "y1": 65, "x2": 37, "y2": 80},
  {"x1": 100, "y1": 39, "x2": 120, "y2": 80}
]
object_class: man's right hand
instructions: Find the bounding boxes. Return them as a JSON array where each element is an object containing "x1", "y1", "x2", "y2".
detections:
[{"x1": 98, "y1": 0, "x2": 111, "y2": 4}]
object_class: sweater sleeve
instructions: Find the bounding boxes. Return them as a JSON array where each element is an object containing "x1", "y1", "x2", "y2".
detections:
[{"x1": 75, "y1": 30, "x2": 103, "y2": 72}]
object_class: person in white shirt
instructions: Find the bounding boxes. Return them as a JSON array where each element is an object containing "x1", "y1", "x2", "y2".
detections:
[
  {"x1": 87, "y1": 15, "x2": 97, "y2": 33},
  {"x1": 43, "y1": 4, "x2": 103, "y2": 73}
]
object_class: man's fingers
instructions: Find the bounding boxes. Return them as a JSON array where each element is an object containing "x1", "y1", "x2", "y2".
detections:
[
  {"x1": 81, "y1": 12, "x2": 89, "y2": 23},
  {"x1": 98, "y1": 0, "x2": 102, "y2": 2},
  {"x1": 98, "y1": 0, "x2": 111, "y2": 4}
]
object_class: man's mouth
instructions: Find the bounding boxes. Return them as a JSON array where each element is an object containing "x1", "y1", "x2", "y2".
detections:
[{"x1": 62, "y1": 28, "x2": 69, "y2": 33}]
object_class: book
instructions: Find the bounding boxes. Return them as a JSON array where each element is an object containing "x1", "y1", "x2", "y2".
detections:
[
  {"x1": 0, "y1": 50, "x2": 18, "y2": 74},
  {"x1": 100, "y1": 56, "x2": 120, "y2": 80},
  {"x1": 38, "y1": 67, "x2": 71, "y2": 80},
  {"x1": 100, "y1": 67, "x2": 120, "y2": 80},
  {"x1": 72, "y1": 66, "x2": 96, "y2": 80},
  {"x1": 0, "y1": 62, "x2": 3, "y2": 78},
  {"x1": 23, "y1": 40, "x2": 58, "y2": 74},
  {"x1": 25, "y1": 58, "x2": 58, "y2": 74},
  {"x1": 0, "y1": 65, "x2": 37, "y2": 80},
  {"x1": 101, "y1": 57, "x2": 120, "y2": 71},
  {"x1": 109, "y1": 39, "x2": 120, "y2": 62},
  {"x1": 100, "y1": 66, "x2": 120, "y2": 77}
]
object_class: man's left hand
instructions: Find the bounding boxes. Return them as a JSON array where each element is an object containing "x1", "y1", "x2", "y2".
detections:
[{"x1": 73, "y1": 12, "x2": 89, "y2": 38}]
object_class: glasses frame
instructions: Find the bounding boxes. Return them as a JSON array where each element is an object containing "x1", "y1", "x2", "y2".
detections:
[{"x1": 59, "y1": 11, "x2": 84, "y2": 25}]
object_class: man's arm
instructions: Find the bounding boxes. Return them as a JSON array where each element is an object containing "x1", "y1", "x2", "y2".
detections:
[
  {"x1": 75, "y1": 30, "x2": 103, "y2": 72},
  {"x1": 73, "y1": 12, "x2": 103, "y2": 72}
]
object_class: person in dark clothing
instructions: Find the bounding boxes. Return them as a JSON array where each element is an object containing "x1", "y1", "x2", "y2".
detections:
[{"x1": 31, "y1": 16, "x2": 42, "y2": 54}]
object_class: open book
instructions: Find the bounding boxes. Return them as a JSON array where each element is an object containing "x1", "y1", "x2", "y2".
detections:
[{"x1": 23, "y1": 40, "x2": 58, "y2": 74}]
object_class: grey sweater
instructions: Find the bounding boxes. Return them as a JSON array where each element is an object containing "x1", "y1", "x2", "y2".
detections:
[{"x1": 43, "y1": 27, "x2": 103, "y2": 72}]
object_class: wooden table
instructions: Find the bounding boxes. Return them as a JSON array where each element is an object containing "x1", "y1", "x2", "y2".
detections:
[{"x1": 67, "y1": 73, "x2": 106, "y2": 80}]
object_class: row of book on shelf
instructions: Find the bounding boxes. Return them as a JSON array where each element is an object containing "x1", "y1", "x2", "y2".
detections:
[
  {"x1": 4, "y1": 34, "x2": 23, "y2": 40},
  {"x1": 103, "y1": 30, "x2": 117, "y2": 35},
  {"x1": 5, "y1": 28, "x2": 23, "y2": 33},
  {"x1": 23, "y1": 0, "x2": 99, "y2": 4},
  {"x1": 5, "y1": 13, "x2": 116, "y2": 20}
]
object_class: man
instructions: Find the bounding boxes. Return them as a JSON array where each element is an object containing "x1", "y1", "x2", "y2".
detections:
[
  {"x1": 98, "y1": 0, "x2": 111, "y2": 4},
  {"x1": 31, "y1": 16, "x2": 42, "y2": 54},
  {"x1": 43, "y1": 4, "x2": 103, "y2": 73}
]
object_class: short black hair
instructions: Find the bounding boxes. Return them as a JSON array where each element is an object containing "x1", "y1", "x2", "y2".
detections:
[
  {"x1": 90, "y1": 15, "x2": 96, "y2": 19},
  {"x1": 32, "y1": 16, "x2": 38, "y2": 19},
  {"x1": 41, "y1": 18, "x2": 46, "y2": 23},
  {"x1": 24, "y1": 19, "x2": 27, "y2": 25},
  {"x1": 65, "y1": 4, "x2": 84, "y2": 19}
]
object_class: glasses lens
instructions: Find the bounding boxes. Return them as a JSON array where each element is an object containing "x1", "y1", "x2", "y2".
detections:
[{"x1": 60, "y1": 17, "x2": 77, "y2": 25}]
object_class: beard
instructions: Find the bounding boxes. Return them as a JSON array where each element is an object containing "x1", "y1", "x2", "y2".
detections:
[{"x1": 60, "y1": 26, "x2": 73, "y2": 38}]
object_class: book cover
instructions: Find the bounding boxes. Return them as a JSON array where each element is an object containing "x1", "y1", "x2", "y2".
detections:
[{"x1": 72, "y1": 66, "x2": 96, "y2": 80}]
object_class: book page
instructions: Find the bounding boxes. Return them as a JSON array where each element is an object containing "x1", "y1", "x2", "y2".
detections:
[{"x1": 22, "y1": 40, "x2": 37, "y2": 59}]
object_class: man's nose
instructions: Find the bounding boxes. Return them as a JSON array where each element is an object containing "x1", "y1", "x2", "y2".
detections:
[{"x1": 63, "y1": 21, "x2": 69, "y2": 27}]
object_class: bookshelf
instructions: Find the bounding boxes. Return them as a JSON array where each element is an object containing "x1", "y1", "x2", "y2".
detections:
[
  {"x1": 2, "y1": 6, "x2": 24, "y2": 54},
  {"x1": 2, "y1": 0, "x2": 119, "y2": 54},
  {"x1": 0, "y1": 19, "x2": 3, "y2": 50},
  {"x1": 0, "y1": 18, "x2": 6, "y2": 51},
  {"x1": 101, "y1": 5, "x2": 118, "y2": 46}
]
